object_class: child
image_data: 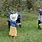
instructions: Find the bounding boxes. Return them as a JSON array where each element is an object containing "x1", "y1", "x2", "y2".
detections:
[
  {"x1": 9, "y1": 12, "x2": 18, "y2": 37},
  {"x1": 6, "y1": 9, "x2": 13, "y2": 29},
  {"x1": 16, "y1": 5, "x2": 22, "y2": 28},
  {"x1": 38, "y1": 8, "x2": 42, "y2": 29}
]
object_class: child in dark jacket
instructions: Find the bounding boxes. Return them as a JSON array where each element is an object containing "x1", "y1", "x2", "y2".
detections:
[
  {"x1": 38, "y1": 8, "x2": 42, "y2": 29},
  {"x1": 16, "y1": 5, "x2": 22, "y2": 28}
]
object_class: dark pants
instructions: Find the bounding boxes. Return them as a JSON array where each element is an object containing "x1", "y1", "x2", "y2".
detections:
[
  {"x1": 8, "y1": 20, "x2": 10, "y2": 28},
  {"x1": 38, "y1": 20, "x2": 41, "y2": 29}
]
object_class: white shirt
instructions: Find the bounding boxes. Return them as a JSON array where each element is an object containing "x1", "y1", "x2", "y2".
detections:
[
  {"x1": 38, "y1": 14, "x2": 40, "y2": 20},
  {"x1": 38, "y1": 9, "x2": 42, "y2": 20},
  {"x1": 10, "y1": 13, "x2": 18, "y2": 21}
]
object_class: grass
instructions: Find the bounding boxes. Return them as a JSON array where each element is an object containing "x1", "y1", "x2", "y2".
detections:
[{"x1": 0, "y1": 11, "x2": 42, "y2": 42}]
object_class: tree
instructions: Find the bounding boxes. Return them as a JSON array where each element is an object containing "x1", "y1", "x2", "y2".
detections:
[
  {"x1": 26, "y1": 0, "x2": 33, "y2": 10},
  {"x1": 33, "y1": 0, "x2": 42, "y2": 10}
]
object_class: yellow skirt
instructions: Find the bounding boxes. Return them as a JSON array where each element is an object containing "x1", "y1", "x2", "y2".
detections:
[{"x1": 9, "y1": 26, "x2": 17, "y2": 37}]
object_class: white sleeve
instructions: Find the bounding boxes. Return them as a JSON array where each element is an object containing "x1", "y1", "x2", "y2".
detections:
[{"x1": 10, "y1": 14, "x2": 12, "y2": 20}]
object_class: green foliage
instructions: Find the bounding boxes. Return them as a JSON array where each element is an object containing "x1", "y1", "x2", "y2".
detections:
[
  {"x1": 0, "y1": 0, "x2": 42, "y2": 17},
  {"x1": 26, "y1": 0, "x2": 33, "y2": 10},
  {"x1": 33, "y1": 0, "x2": 42, "y2": 10}
]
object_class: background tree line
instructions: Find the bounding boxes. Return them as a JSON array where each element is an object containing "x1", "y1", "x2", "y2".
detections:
[{"x1": 0, "y1": 0, "x2": 42, "y2": 16}]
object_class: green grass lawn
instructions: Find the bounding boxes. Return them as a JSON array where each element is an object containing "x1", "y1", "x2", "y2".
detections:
[{"x1": 0, "y1": 11, "x2": 42, "y2": 42}]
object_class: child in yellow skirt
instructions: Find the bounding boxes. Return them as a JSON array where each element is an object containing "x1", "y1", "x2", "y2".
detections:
[
  {"x1": 9, "y1": 12, "x2": 18, "y2": 37},
  {"x1": 9, "y1": 21, "x2": 17, "y2": 37}
]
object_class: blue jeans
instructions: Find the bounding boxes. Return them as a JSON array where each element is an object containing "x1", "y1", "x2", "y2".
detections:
[{"x1": 10, "y1": 21, "x2": 16, "y2": 27}]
